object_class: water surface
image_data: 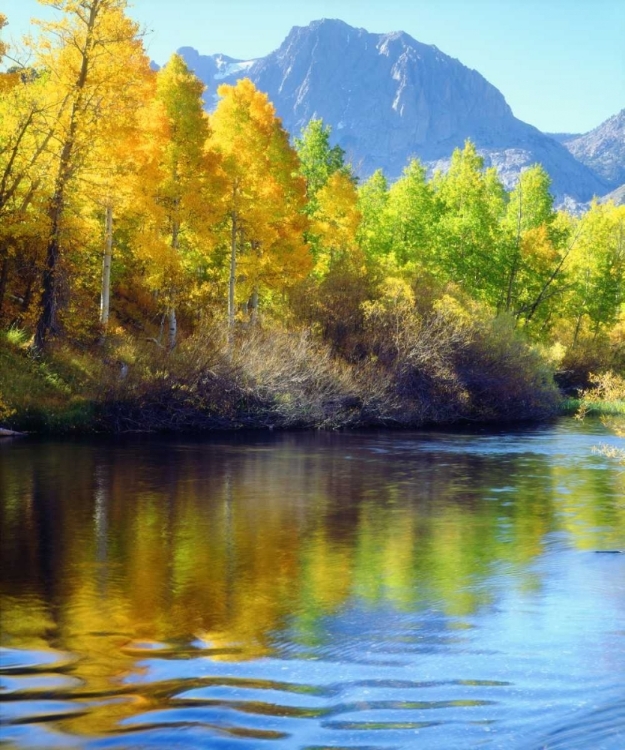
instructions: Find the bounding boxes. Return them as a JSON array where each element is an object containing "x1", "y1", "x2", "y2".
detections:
[{"x1": 1, "y1": 419, "x2": 624, "y2": 748}]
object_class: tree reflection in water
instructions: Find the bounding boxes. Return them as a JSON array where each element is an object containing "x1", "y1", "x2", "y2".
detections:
[{"x1": 1, "y1": 423, "x2": 624, "y2": 741}]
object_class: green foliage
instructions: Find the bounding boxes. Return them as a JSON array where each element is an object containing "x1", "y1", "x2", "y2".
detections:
[
  {"x1": 564, "y1": 201, "x2": 625, "y2": 336},
  {"x1": 432, "y1": 142, "x2": 507, "y2": 304},
  {"x1": 386, "y1": 159, "x2": 439, "y2": 270},
  {"x1": 357, "y1": 169, "x2": 393, "y2": 264},
  {"x1": 500, "y1": 165, "x2": 558, "y2": 317},
  {"x1": 295, "y1": 118, "x2": 348, "y2": 213}
]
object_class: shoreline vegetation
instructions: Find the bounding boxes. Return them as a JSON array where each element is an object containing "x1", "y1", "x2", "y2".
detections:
[
  {"x1": 1, "y1": 317, "x2": 564, "y2": 434},
  {"x1": 0, "y1": 3, "x2": 623, "y2": 435},
  {"x1": 1, "y1": 324, "x2": 623, "y2": 436}
]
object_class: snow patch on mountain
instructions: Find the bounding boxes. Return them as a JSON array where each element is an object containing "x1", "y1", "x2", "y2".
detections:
[{"x1": 214, "y1": 57, "x2": 255, "y2": 81}]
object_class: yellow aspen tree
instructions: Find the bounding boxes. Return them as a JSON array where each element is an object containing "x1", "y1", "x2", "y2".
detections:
[
  {"x1": 311, "y1": 171, "x2": 362, "y2": 278},
  {"x1": 86, "y1": 53, "x2": 152, "y2": 335},
  {"x1": 0, "y1": 70, "x2": 53, "y2": 320},
  {"x1": 210, "y1": 79, "x2": 310, "y2": 328},
  {"x1": 131, "y1": 54, "x2": 222, "y2": 349},
  {"x1": 31, "y1": 0, "x2": 148, "y2": 350}
]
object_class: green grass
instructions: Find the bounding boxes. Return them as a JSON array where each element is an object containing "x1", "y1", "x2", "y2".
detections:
[
  {"x1": 560, "y1": 397, "x2": 625, "y2": 417},
  {"x1": 0, "y1": 331, "x2": 98, "y2": 432}
]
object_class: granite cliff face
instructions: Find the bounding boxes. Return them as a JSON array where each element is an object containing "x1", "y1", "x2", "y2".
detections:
[
  {"x1": 177, "y1": 19, "x2": 615, "y2": 203},
  {"x1": 561, "y1": 109, "x2": 625, "y2": 188}
]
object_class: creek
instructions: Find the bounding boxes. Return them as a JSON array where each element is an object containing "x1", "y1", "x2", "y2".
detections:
[{"x1": 1, "y1": 418, "x2": 624, "y2": 748}]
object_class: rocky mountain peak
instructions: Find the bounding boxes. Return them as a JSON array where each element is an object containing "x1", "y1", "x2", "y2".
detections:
[
  {"x1": 563, "y1": 109, "x2": 625, "y2": 187},
  {"x1": 175, "y1": 19, "x2": 615, "y2": 204}
]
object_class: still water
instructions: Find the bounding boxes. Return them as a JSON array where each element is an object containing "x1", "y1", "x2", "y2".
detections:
[{"x1": 0, "y1": 419, "x2": 624, "y2": 749}]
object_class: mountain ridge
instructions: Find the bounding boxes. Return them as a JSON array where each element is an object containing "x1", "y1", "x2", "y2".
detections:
[
  {"x1": 560, "y1": 109, "x2": 625, "y2": 187},
  {"x1": 171, "y1": 19, "x2": 617, "y2": 204}
]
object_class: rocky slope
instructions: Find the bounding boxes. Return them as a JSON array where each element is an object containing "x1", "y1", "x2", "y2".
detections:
[
  {"x1": 177, "y1": 19, "x2": 614, "y2": 203},
  {"x1": 599, "y1": 184, "x2": 625, "y2": 206},
  {"x1": 561, "y1": 109, "x2": 625, "y2": 188}
]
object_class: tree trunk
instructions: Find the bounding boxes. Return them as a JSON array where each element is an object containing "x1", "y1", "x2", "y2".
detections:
[
  {"x1": 505, "y1": 256, "x2": 519, "y2": 313},
  {"x1": 21, "y1": 273, "x2": 34, "y2": 314},
  {"x1": 33, "y1": 0, "x2": 99, "y2": 351},
  {"x1": 0, "y1": 251, "x2": 9, "y2": 319},
  {"x1": 228, "y1": 213, "x2": 237, "y2": 329},
  {"x1": 573, "y1": 311, "x2": 584, "y2": 347},
  {"x1": 506, "y1": 183, "x2": 523, "y2": 312},
  {"x1": 100, "y1": 203, "x2": 113, "y2": 330},
  {"x1": 167, "y1": 306, "x2": 177, "y2": 350},
  {"x1": 35, "y1": 192, "x2": 63, "y2": 350},
  {"x1": 167, "y1": 216, "x2": 180, "y2": 350},
  {"x1": 250, "y1": 286, "x2": 258, "y2": 326}
]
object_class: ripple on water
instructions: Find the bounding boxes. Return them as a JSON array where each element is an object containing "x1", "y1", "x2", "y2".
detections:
[
  {"x1": 0, "y1": 698, "x2": 88, "y2": 723},
  {"x1": 0, "y1": 673, "x2": 83, "y2": 696},
  {"x1": 175, "y1": 684, "x2": 330, "y2": 712},
  {"x1": 524, "y1": 699, "x2": 625, "y2": 750},
  {"x1": 0, "y1": 647, "x2": 78, "y2": 673},
  {"x1": 0, "y1": 724, "x2": 82, "y2": 749},
  {"x1": 116, "y1": 660, "x2": 510, "y2": 749},
  {"x1": 121, "y1": 705, "x2": 291, "y2": 739}
]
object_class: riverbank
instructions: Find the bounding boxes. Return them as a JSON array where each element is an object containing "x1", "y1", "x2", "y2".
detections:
[{"x1": 0, "y1": 320, "x2": 567, "y2": 435}]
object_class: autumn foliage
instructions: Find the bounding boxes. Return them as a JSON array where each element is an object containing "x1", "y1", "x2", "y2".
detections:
[{"x1": 0, "y1": 2, "x2": 623, "y2": 431}]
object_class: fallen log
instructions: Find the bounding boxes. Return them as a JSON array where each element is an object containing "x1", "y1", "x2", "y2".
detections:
[{"x1": 0, "y1": 427, "x2": 25, "y2": 437}]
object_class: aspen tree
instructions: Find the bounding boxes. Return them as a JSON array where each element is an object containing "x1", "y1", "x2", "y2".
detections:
[
  {"x1": 131, "y1": 54, "x2": 220, "y2": 349},
  {"x1": 211, "y1": 79, "x2": 309, "y2": 328},
  {"x1": 32, "y1": 0, "x2": 146, "y2": 349}
]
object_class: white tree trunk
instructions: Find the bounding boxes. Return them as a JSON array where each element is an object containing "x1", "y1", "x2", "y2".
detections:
[
  {"x1": 167, "y1": 306, "x2": 177, "y2": 350},
  {"x1": 228, "y1": 213, "x2": 237, "y2": 330},
  {"x1": 100, "y1": 204, "x2": 113, "y2": 328},
  {"x1": 251, "y1": 286, "x2": 258, "y2": 326},
  {"x1": 167, "y1": 217, "x2": 180, "y2": 350}
]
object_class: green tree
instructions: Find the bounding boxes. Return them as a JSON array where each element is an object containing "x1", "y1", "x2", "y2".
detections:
[
  {"x1": 357, "y1": 169, "x2": 393, "y2": 267},
  {"x1": 500, "y1": 165, "x2": 557, "y2": 317},
  {"x1": 294, "y1": 118, "x2": 347, "y2": 214},
  {"x1": 565, "y1": 201, "x2": 625, "y2": 343},
  {"x1": 432, "y1": 141, "x2": 506, "y2": 304},
  {"x1": 387, "y1": 159, "x2": 439, "y2": 272}
]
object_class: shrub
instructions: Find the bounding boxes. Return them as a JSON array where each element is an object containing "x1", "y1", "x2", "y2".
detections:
[{"x1": 361, "y1": 292, "x2": 560, "y2": 424}]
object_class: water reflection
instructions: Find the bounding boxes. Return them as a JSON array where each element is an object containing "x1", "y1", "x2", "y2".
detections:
[{"x1": 1, "y1": 421, "x2": 624, "y2": 748}]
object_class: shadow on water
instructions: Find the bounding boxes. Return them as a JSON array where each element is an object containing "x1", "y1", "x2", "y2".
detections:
[{"x1": 1, "y1": 418, "x2": 624, "y2": 748}]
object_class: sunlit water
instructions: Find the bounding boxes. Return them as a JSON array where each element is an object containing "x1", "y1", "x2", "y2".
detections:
[{"x1": 1, "y1": 418, "x2": 624, "y2": 749}]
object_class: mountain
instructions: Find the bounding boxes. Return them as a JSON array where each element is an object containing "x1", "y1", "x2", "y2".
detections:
[
  {"x1": 599, "y1": 184, "x2": 625, "y2": 206},
  {"x1": 176, "y1": 19, "x2": 612, "y2": 203},
  {"x1": 560, "y1": 110, "x2": 625, "y2": 188},
  {"x1": 546, "y1": 132, "x2": 582, "y2": 144}
]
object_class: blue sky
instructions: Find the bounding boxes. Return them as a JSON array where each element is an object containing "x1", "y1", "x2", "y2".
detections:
[{"x1": 2, "y1": 0, "x2": 623, "y2": 134}]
